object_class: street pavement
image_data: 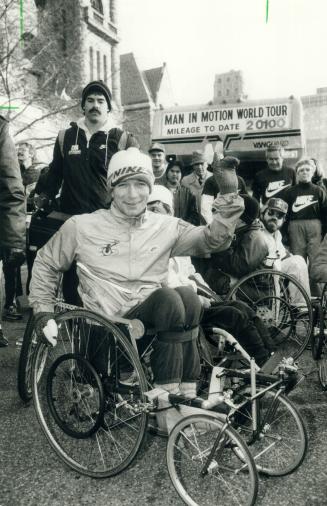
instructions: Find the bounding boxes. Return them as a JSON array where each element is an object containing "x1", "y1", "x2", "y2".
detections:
[{"x1": 1, "y1": 312, "x2": 327, "y2": 506}]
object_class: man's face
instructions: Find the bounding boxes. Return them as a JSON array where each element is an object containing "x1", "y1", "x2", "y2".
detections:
[
  {"x1": 147, "y1": 200, "x2": 168, "y2": 214},
  {"x1": 297, "y1": 164, "x2": 314, "y2": 183},
  {"x1": 193, "y1": 162, "x2": 207, "y2": 178},
  {"x1": 112, "y1": 179, "x2": 150, "y2": 217},
  {"x1": 166, "y1": 166, "x2": 181, "y2": 185},
  {"x1": 84, "y1": 92, "x2": 108, "y2": 126},
  {"x1": 262, "y1": 208, "x2": 285, "y2": 233},
  {"x1": 266, "y1": 150, "x2": 283, "y2": 172},
  {"x1": 17, "y1": 144, "x2": 32, "y2": 167},
  {"x1": 150, "y1": 150, "x2": 165, "y2": 171}
]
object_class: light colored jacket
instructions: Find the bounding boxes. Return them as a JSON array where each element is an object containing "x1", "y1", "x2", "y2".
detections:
[
  {"x1": 29, "y1": 193, "x2": 244, "y2": 316},
  {"x1": 181, "y1": 171, "x2": 210, "y2": 211}
]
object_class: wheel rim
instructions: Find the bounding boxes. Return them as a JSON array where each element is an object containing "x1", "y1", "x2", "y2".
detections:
[
  {"x1": 227, "y1": 269, "x2": 313, "y2": 360},
  {"x1": 231, "y1": 389, "x2": 307, "y2": 476},
  {"x1": 32, "y1": 310, "x2": 148, "y2": 478},
  {"x1": 167, "y1": 414, "x2": 258, "y2": 506}
]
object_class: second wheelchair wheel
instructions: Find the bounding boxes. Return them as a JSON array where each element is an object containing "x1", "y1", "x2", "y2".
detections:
[
  {"x1": 167, "y1": 413, "x2": 258, "y2": 506},
  {"x1": 17, "y1": 309, "x2": 37, "y2": 403},
  {"x1": 32, "y1": 309, "x2": 148, "y2": 478},
  {"x1": 227, "y1": 269, "x2": 313, "y2": 360}
]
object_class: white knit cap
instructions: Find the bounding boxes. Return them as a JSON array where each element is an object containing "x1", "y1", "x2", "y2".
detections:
[
  {"x1": 107, "y1": 147, "x2": 155, "y2": 189},
  {"x1": 148, "y1": 185, "x2": 173, "y2": 211}
]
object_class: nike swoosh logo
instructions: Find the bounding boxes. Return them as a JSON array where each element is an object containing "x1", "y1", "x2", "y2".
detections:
[
  {"x1": 292, "y1": 200, "x2": 318, "y2": 213},
  {"x1": 265, "y1": 184, "x2": 291, "y2": 198}
]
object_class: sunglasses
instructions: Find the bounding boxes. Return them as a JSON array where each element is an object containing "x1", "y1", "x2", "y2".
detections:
[{"x1": 267, "y1": 209, "x2": 284, "y2": 219}]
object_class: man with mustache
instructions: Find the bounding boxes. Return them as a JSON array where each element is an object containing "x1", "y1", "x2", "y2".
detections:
[
  {"x1": 261, "y1": 197, "x2": 311, "y2": 303},
  {"x1": 35, "y1": 80, "x2": 138, "y2": 215}
]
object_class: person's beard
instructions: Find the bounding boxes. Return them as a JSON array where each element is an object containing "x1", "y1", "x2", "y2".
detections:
[{"x1": 264, "y1": 219, "x2": 278, "y2": 233}]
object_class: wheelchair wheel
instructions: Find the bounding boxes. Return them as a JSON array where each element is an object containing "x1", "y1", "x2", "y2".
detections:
[
  {"x1": 167, "y1": 413, "x2": 258, "y2": 506},
  {"x1": 226, "y1": 269, "x2": 313, "y2": 360},
  {"x1": 231, "y1": 387, "x2": 308, "y2": 476},
  {"x1": 17, "y1": 309, "x2": 37, "y2": 403},
  {"x1": 312, "y1": 284, "x2": 327, "y2": 361},
  {"x1": 32, "y1": 309, "x2": 148, "y2": 478}
]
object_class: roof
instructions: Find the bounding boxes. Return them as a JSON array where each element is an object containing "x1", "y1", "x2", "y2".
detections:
[
  {"x1": 143, "y1": 66, "x2": 164, "y2": 103},
  {"x1": 120, "y1": 53, "x2": 165, "y2": 106},
  {"x1": 120, "y1": 53, "x2": 151, "y2": 106}
]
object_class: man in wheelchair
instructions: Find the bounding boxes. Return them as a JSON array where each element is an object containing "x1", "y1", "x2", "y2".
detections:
[
  {"x1": 148, "y1": 185, "x2": 275, "y2": 367},
  {"x1": 29, "y1": 148, "x2": 244, "y2": 399}
]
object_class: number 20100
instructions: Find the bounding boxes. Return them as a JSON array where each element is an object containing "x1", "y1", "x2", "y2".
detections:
[{"x1": 246, "y1": 118, "x2": 286, "y2": 130}]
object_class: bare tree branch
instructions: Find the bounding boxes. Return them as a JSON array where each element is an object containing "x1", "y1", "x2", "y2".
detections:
[{"x1": 14, "y1": 102, "x2": 79, "y2": 136}]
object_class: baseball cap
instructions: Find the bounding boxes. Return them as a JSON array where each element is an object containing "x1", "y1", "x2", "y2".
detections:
[{"x1": 266, "y1": 198, "x2": 288, "y2": 215}]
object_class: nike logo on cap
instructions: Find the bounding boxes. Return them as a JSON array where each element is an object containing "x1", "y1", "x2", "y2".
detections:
[
  {"x1": 265, "y1": 181, "x2": 291, "y2": 198},
  {"x1": 292, "y1": 195, "x2": 318, "y2": 213}
]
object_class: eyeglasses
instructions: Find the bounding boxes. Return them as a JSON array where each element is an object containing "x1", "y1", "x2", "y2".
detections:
[{"x1": 267, "y1": 209, "x2": 284, "y2": 219}]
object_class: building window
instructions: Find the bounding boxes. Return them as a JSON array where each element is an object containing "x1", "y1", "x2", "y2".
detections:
[
  {"x1": 103, "y1": 54, "x2": 108, "y2": 84},
  {"x1": 89, "y1": 47, "x2": 94, "y2": 80},
  {"x1": 91, "y1": 0, "x2": 103, "y2": 14},
  {"x1": 96, "y1": 50, "x2": 101, "y2": 80}
]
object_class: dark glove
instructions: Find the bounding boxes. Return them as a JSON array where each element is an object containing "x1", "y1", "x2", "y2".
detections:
[
  {"x1": 212, "y1": 153, "x2": 239, "y2": 194},
  {"x1": 34, "y1": 192, "x2": 52, "y2": 212},
  {"x1": 34, "y1": 312, "x2": 56, "y2": 340},
  {"x1": 3, "y1": 248, "x2": 25, "y2": 267}
]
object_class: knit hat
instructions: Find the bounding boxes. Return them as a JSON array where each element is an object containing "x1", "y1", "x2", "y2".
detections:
[
  {"x1": 240, "y1": 195, "x2": 260, "y2": 225},
  {"x1": 191, "y1": 151, "x2": 206, "y2": 166},
  {"x1": 218, "y1": 156, "x2": 240, "y2": 169},
  {"x1": 148, "y1": 185, "x2": 173, "y2": 211},
  {"x1": 149, "y1": 142, "x2": 165, "y2": 153},
  {"x1": 107, "y1": 147, "x2": 155, "y2": 190},
  {"x1": 266, "y1": 197, "x2": 288, "y2": 215},
  {"x1": 81, "y1": 80, "x2": 112, "y2": 111}
]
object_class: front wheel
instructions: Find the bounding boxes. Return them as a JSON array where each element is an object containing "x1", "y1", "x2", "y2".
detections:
[
  {"x1": 167, "y1": 413, "x2": 258, "y2": 506},
  {"x1": 17, "y1": 309, "x2": 37, "y2": 403},
  {"x1": 32, "y1": 309, "x2": 148, "y2": 478},
  {"x1": 232, "y1": 388, "x2": 308, "y2": 476}
]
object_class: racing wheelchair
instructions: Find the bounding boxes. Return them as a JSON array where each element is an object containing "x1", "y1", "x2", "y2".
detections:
[{"x1": 28, "y1": 304, "x2": 308, "y2": 506}]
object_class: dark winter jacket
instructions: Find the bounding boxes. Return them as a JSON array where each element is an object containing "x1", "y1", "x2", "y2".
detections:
[
  {"x1": 39, "y1": 119, "x2": 138, "y2": 215},
  {"x1": 0, "y1": 116, "x2": 26, "y2": 256},
  {"x1": 210, "y1": 219, "x2": 269, "y2": 278}
]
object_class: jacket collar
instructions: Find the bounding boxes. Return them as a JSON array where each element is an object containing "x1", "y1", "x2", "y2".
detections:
[{"x1": 110, "y1": 202, "x2": 148, "y2": 227}]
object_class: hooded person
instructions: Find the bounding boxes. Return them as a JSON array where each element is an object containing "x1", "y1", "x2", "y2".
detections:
[{"x1": 30, "y1": 146, "x2": 244, "y2": 399}]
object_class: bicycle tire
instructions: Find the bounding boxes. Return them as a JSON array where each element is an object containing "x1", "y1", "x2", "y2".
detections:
[
  {"x1": 232, "y1": 387, "x2": 308, "y2": 476},
  {"x1": 17, "y1": 309, "x2": 36, "y2": 403},
  {"x1": 32, "y1": 309, "x2": 148, "y2": 478},
  {"x1": 226, "y1": 269, "x2": 313, "y2": 360},
  {"x1": 167, "y1": 413, "x2": 258, "y2": 506}
]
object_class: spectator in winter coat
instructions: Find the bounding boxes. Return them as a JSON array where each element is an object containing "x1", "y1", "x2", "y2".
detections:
[
  {"x1": 181, "y1": 151, "x2": 211, "y2": 212},
  {"x1": 252, "y1": 146, "x2": 296, "y2": 205},
  {"x1": 283, "y1": 158, "x2": 327, "y2": 267},
  {"x1": 34, "y1": 80, "x2": 138, "y2": 216},
  {"x1": 148, "y1": 142, "x2": 167, "y2": 184},
  {"x1": 160, "y1": 160, "x2": 202, "y2": 225},
  {"x1": 0, "y1": 116, "x2": 26, "y2": 346}
]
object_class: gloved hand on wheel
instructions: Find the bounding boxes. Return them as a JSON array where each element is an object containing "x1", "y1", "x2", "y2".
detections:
[
  {"x1": 212, "y1": 153, "x2": 239, "y2": 194},
  {"x1": 34, "y1": 312, "x2": 58, "y2": 347}
]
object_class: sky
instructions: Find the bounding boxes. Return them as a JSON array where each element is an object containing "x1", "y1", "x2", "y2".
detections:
[{"x1": 119, "y1": 0, "x2": 327, "y2": 105}]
